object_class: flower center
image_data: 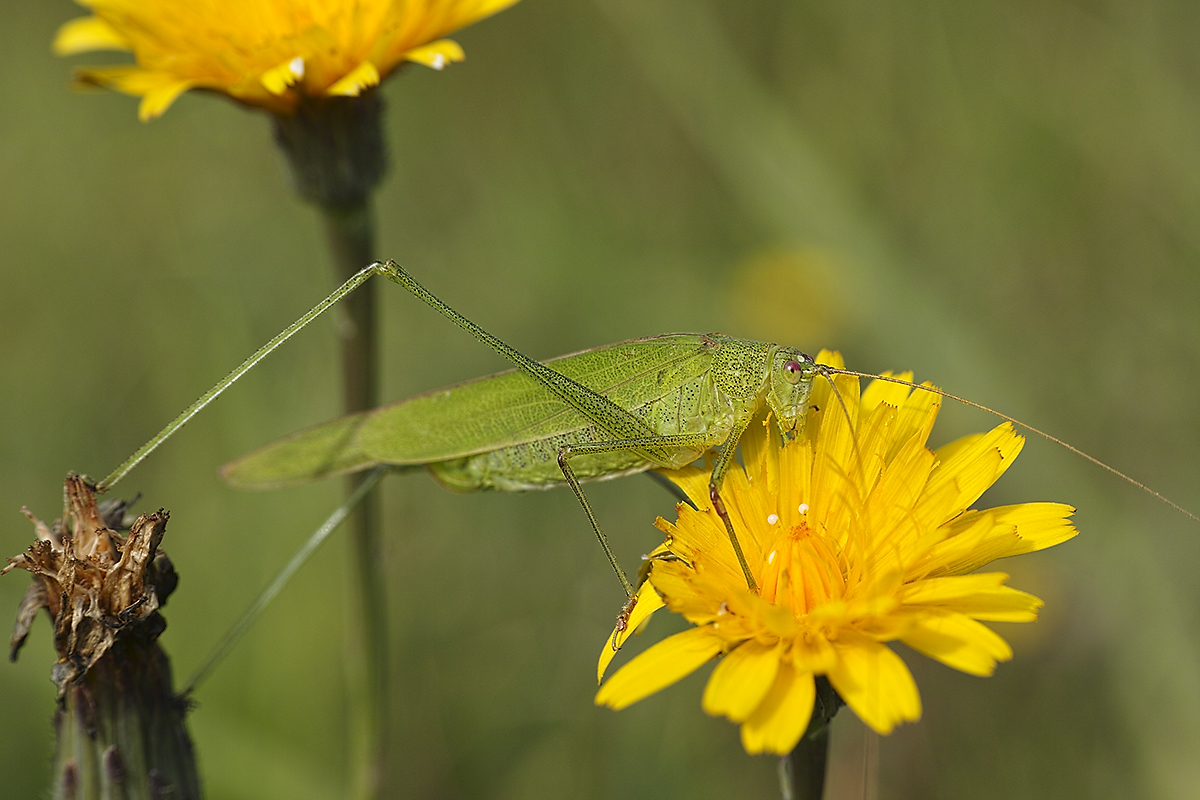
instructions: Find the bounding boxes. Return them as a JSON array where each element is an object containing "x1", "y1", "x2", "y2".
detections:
[{"x1": 757, "y1": 520, "x2": 846, "y2": 616}]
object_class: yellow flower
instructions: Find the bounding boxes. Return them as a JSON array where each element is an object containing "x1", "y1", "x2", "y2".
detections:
[
  {"x1": 53, "y1": 0, "x2": 521, "y2": 121},
  {"x1": 596, "y1": 351, "x2": 1077, "y2": 755}
]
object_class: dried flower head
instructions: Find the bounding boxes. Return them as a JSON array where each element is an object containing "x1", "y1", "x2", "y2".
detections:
[{"x1": 6, "y1": 475, "x2": 176, "y2": 694}]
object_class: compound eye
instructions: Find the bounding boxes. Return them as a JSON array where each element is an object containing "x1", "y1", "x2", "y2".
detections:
[{"x1": 783, "y1": 359, "x2": 805, "y2": 385}]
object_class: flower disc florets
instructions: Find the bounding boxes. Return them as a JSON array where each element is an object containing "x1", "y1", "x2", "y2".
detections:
[{"x1": 597, "y1": 351, "x2": 1077, "y2": 755}]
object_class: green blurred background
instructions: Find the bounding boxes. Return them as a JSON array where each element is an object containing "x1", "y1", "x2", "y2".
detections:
[{"x1": 4, "y1": 1, "x2": 1200, "y2": 797}]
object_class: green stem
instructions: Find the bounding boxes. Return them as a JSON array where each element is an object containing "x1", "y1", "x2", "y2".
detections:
[
  {"x1": 778, "y1": 677, "x2": 844, "y2": 800},
  {"x1": 778, "y1": 727, "x2": 829, "y2": 800},
  {"x1": 321, "y1": 203, "x2": 388, "y2": 800}
]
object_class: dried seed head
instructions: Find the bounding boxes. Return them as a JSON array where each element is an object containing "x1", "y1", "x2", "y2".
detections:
[{"x1": 5, "y1": 475, "x2": 176, "y2": 694}]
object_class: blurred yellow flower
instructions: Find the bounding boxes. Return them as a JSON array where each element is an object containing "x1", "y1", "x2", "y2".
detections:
[
  {"x1": 53, "y1": 0, "x2": 520, "y2": 121},
  {"x1": 730, "y1": 247, "x2": 850, "y2": 347},
  {"x1": 597, "y1": 351, "x2": 1077, "y2": 755}
]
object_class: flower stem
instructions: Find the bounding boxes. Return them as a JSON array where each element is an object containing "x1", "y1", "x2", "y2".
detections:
[
  {"x1": 321, "y1": 202, "x2": 388, "y2": 800},
  {"x1": 779, "y1": 727, "x2": 829, "y2": 800},
  {"x1": 778, "y1": 677, "x2": 844, "y2": 800},
  {"x1": 271, "y1": 91, "x2": 390, "y2": 800},
  {"x1": 54, "y1": 638, "x2": 201, "y2": 800}
]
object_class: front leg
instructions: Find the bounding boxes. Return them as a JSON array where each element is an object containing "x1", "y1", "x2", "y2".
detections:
[{"x1": 705, "y1": 415, "x2": 758, "y2": 593}]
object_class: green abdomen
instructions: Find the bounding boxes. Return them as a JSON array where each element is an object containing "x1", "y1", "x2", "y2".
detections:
[{"x1": 427, "y1": 427, "x2": 658, "y2": 492}]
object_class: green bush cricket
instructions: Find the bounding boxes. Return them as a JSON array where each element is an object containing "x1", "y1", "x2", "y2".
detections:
[
  {"x1": 99, "y1": 260, "x2": 1199, "y2": 633},
  {"x1": 218, "y1": 260, "x2": 825, "y2": 605}
]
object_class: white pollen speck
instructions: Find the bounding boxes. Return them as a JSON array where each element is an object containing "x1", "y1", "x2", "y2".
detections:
[
  {"x1": 289, "y1": 56, "x2": 305, "y2": 78},
  {"x1": 767, "y1": 550, "x2": 777, "y2": 565},
  {"x1": 798, "y1": 503, "x2": 809, "y2": 515},
  {"x1": 767, "y1": 513, "x2": 779, "y2": 525},
  {"x1": 431, "y1": 53, "x2": 446, "y2": 70},
  {"x1": 717, "y1": 601, "x2": 728, "y2": 615}
]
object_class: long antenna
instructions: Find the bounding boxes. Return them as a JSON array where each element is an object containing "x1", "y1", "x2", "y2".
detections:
[{"x1": 825, "y1": 367, "x2": 1200, "y2": 524}]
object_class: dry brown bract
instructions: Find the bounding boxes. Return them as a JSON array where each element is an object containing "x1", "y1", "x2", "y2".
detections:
[{"x1": 5, "y1": 474, "x2": 176, "y2": 694}]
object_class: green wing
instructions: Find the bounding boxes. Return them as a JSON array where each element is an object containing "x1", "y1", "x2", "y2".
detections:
[
  {"x1": 221, "y1": 410, "x2": 395, "y2": 489},
  {"x1": 222, "y1": 334, "x2": 712, "y2": 489}
]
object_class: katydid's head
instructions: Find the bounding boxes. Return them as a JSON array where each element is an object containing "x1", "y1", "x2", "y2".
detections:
[{"x1": 767, "y1": 348, "x2": 819, "y2": 434}]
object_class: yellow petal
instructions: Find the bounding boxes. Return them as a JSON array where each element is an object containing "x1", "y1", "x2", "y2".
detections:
[
  {"x1": 402, "y1": 39, "x2": 466, "y2": 70},
  {"x1": 701, "y1": 640, "x2": 781, "y2": 722},
  {"x1": 714, "y1": 460, "x2": 766, "y2": 569},
  {"x1": 75, "y1": 66, "x2": 197, "y2": 121},
  {"x1": 661, "y1": 465, "x2": 711, "y2": 510},
  {"x1": 138, "y1": 80, "x2": 196, "y2": 121},
  {"x1": 919, "y1": 423, "x2": 1024, "y2": 526},
  {"x1": 805, "y1": 352, "x2": 844, "y2": 438},
  {"x1": 458, "y1": 0, "x2": 524, "y2": 23},
  {"x1": 900, "y1": 572, "x2": 1010, "y2": 602},
  {"x1": 739, "y1": 663, "x2": 816, "y2": 755},
  {"x1": 853, "y1": 400, "x2": 897, "y2": 482},
  {"x1": 261, "y1": 56, "x2": 305, "y2": 96},
  {"x1": 827, "y1": 636, "x2": 921, "y2": 735},
  {"x1": 920, "y1": 502, "x2": 1077, "y2": 577},
  {"x1": 814, "y1": 350, "x2": 845, "y2": 370},
  {"x1": 861, "y1": 430, "x2": 936, "y2": 555},
  {"x1": 899, "y1": 574, "x2": 1044, "y2": 622},
  {"x1": 907, "y1": 511, "x2": 1002, "y2": 578},
  {"x1": 899, "y1": 611, "x2": 1013, "y2": 676},
  {"x1": 883, "y1": 381, "x2": 941, "y2": 463},
  {"x1": 808, "y1": 374, "x2": 861, "y2": 535},
  {"x1": 931, "y1": 431, "x2": 983, "y2": 465},
  {"x1": 738, "y1": 406, "x2": 779, "y2": 498},
  {"x1": 643, "y1": 561, "x2": 711, "y2": 618},
  {"x1": 391, "y1": 0, "x2": 522, "y2": 45},
  {"x1": 990, "y1": 502, "x2": 1078, "y2": 554},
  {"x1": 792, "y1": 632, "x2": 839, "y2": 673},
  {"x1": 944, "y1": 586, "x2": 1043, "y2": 622},
  {"x1": 595, "y1": 626, "x2": 723, "y2": 711},
  {"x1": 860, "y1": 371, "x2": 915, "y2": 414},
  {"x1": 326, "y1": 61, "x2": 381, "y2": 96},
  {"x1": 597, "y1": 582, "x2": 665, "y2": 683},
  {"x1": 53, "y1": 16, "x2": 131, "y2": 55}
]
